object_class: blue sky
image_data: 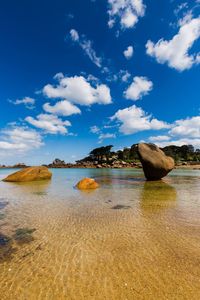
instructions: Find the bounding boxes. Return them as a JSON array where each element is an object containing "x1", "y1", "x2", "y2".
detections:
[{"x1": 0, "y1": 0, "x2": 200, "y2": 165}]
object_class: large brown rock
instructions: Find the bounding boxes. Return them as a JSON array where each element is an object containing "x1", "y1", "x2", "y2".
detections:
[
  {"x1": 137, "y1": 143, "x2": 174, "y2": 180},
  {"x1": 3, "y1": 166, "x2": 52, "y2": 182},
  {"x1": 76, "y1": 178, "x2": 99, "y2": 190}
]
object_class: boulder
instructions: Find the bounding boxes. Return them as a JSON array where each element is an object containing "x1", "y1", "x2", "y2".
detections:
[
  {"x1": 76, "y1": 178, "x2": 99, "y2": 190},
  {"x1": 137, "y1": 143, "x2": 174, "y2": 180},
  {"x1": 3, "y1": 166, "x2": 52, "y2": 182}
]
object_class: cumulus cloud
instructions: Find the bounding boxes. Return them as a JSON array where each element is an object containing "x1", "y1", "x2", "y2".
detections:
[
  {"x1": 123, "y1": 45, "x2": 134, "y2": 59},
  {"x1": 147, "y1": 115, "x2": 200, "y2": 148},
  {"x1": 0, "y1": 126, "x2": 43, "y2": 154},
  {"x1": 43, "y1": 100, "x2": 81, "y2": 116},
  {"x1": 25, "y1": 114, "x2": 71, "y2": 135},
  {"x1": 43, "y1": 74, "x2": 112, "y2": 106},
  {"x1": 124, "y1": 76, "x2": 153, "y2": 100},
  {"x1": 150, "y1": 138, "x2": 200, "y2": 149},
  {"x1": 107, "y1": 0, "x2": 146, "y2": 29},
  {"x1": 170, "y1": 116, "x2": 200, "y2": 138},
  {"x1": 69, "y1": 29, "x2": 102, "y2": 67},
  {"x1": 111, "y1": 105, "x2": 170, "y2": 135},
  {"x1": 149, "y1": 135, "x2": 171, "y2": 142},
  {"x1": 146, "y1": 17, "x2": 200, "y2": 71},
  {"x1": 9, "y1": 97, "x2": 35, "y2": 109}
]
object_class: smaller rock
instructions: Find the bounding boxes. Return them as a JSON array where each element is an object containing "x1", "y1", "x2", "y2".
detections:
[
  {"x1": 96, "y1": 164, "x2": 102, "y2": 168},
  {"x1": 76, "y1": 178, "x2": 99, "y2": 190}
]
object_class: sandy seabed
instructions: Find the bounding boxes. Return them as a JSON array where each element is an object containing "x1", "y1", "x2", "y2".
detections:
[{"x1": 0, "y1": 168, "x2": 200, "y2": 300}]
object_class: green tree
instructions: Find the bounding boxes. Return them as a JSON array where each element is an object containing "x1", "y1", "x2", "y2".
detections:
[{"x1": 89, "y1": 145, "x2": 113, "y2": 163}]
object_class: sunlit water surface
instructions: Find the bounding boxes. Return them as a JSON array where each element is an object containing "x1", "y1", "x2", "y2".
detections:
[{"x1": 0, "y1": 168, "x2": 200, "y2": 300}]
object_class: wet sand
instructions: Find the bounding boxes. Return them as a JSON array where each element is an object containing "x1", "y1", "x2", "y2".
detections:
[{"x1": 0, "y1": 168, "x2": 200, "y2": 299}]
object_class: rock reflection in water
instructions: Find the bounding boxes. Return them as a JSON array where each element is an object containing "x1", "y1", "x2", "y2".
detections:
[
  {"x1": 6, "y1": 180, "x2": 51, "y2": 196},
  {"x1": 140, "y1": 180, "x2": 177, "y2": 212}
]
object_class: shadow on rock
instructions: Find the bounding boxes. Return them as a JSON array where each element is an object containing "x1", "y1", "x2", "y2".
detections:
[{"x1": 140, "y1": 180, "x2": 177, "y2": 213}]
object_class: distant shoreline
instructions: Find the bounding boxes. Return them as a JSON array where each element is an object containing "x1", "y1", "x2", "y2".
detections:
[{"x1": 1, "y1": 163, "x2": 200, "y2": 170}]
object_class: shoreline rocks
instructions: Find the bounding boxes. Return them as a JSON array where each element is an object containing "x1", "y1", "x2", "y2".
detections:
[
  {"x1": 3, "y1": 166, "x2": 52, "y2": 182},
  {"x1": 45, "y1": 160, "x2": 141, "y2": 169},
  {"x1": 138, "y1": 143, "x2": 175, "y2": 180}
]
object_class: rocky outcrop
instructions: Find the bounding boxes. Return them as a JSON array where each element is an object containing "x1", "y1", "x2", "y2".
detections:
[
  {"x1": 76, "y1": 178, "x2": 99, "y2": 190},
  {"x1": 3, "y1": 166, "x2": 52, "y2": 182},
  {"x1": 138, "y1": 143, "x2": 174, "y2": 180}
]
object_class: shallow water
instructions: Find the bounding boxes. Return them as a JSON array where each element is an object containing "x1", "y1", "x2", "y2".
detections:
[{"x1": 0, "y1": 168, "x2": 200, "y2": 300}]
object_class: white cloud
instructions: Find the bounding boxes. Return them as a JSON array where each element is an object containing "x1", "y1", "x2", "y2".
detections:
[
  {"x1": 123, "y1": 45, "x2": 134, "y2": 59},
  {"x1": 103, "y1": 69, "x2": 131, "y2": 83},
  {"x1": 146, "y1": 17, "x2": 200, "y2": 71},
  {"x1": 151, "y1": 138, "x2": 200, "y2": 149},
  {"x1": 69, "y1": 29, "x2": 102, "y2": 67},
  {"x1": 149, "y1": 135, "x2": 171, "y2": 142},
  {"x1": 170, "y1": 116, "x2": 200, "y2": 138},
  {"x1": 9, "y1": 97, "x2": 35, "y2": 109},
  {"x1": 70, "y1": 29, "x2": 79, "y2": 41},
  {"x1": 90, "y1": 125, "x2": 116, "y2": 142},
  {"x1": 107, "y1": 0, "x2": 146, "y2": 29},
  {"x1": 25, "y1": 114, "x2": 71, "y2": 135},
  {"x1": 120, "y1": 70, "x2": 131, "y2": 82},
  {"x1": 124, "y1": 76, "x2": 153, "y2": 100},
  {"x1": 98, "y1": 132, "x2": 116, "y2": 143},
  {"x1": 99, "y1": 133, "x2": 116, "y2": 139},
  {"x1": 111, "y1": 105, "x2": 170, "y2": 135},
  {"x1": 174, "y1": 3, "x2": 188, "y2": 16},
  {"x1": 0, "y1": 126, "x2": 43, "y2": 154},
  {"x1": 178, "y1": 10, "x2": 193, "y2": 27},
  {"x1": 43, "y1": 74, "x2": 112, "y2": 106},
  {"x1": 147, "y1": 115, "x2": 200, "y2": 148},
  {"x1": 43, "y1": 100, "x2": 81, "y2": 116},
  {"x1": 90, "y1": 126, "x2": 101, "y2": 134}
]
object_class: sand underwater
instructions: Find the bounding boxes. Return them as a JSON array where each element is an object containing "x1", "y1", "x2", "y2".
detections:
[{"x1": 0, "y1": 168, "x2": 200, "y2": 300}]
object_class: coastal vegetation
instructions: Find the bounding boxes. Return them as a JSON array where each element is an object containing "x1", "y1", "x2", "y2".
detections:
[
  {"x1": 77, "y1": 143, "x2": 200, "y2": 165},
  {"x1": 0, "y1": 144, "x2": 200, "y2": 170}
]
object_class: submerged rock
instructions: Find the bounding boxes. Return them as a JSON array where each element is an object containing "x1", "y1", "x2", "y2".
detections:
[
  {"x1": 3, "y1": 166, "x2": 52, "y2": 182},
  {"x1": 0, "y1": 233, "x2": 15, "y2": 262},
  {"x1": 138, "y1": 143, "x2": 174, "y2": 180},
  {"x1": 13, "y1": 228, "x2": 36, "y2": 244},
  {"x1": 76, "y1": 178, "x2": 99, "y2": 190},
  {"x1": 111, "y1": 205, "x2": 131, "y2": 210},
  {"x1": 0, "y1": 213, "x2": 5, "y2": 220},
  {"x1": 0, "y1": 201, "x2": 9, "y2": 210}
]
